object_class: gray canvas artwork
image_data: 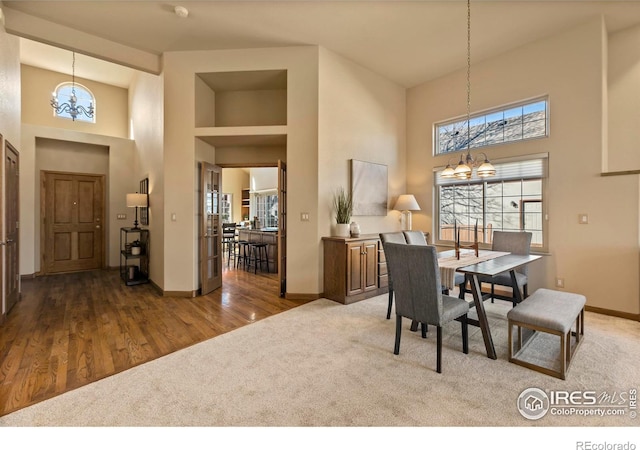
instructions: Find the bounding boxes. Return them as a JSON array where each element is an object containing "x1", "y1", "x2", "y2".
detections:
[{"x1": 351, "y1": 160, "x2": 388, "y2": 216}]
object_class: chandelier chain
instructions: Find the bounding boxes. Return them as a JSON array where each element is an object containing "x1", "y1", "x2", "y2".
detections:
[
  {"x1": 72, "y1": 52, "x2": 76, "y2": 92},
  {"x1": 50, "y1": 51, "x2": 94, "y2": 121},
  {"x1": 466, "y1": 0, "x2": 471, "y2": 142}
]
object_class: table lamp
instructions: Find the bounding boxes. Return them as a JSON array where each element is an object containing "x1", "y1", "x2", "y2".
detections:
[
  {"x1": 126, "y1": 193, "x2": 148, "y2": 229},
  {"x1": 393, "y1": 194, "x2": 420, "y2": 231}
]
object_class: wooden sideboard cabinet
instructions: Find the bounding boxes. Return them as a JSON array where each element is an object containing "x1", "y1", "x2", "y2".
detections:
[{"x1": 322, "y1": 235, "x2": 389, "y2": 304}]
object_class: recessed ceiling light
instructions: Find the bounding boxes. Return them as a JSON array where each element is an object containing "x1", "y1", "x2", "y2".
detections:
[{"x1": 174, "y1": 5, "x2": 189, "y2": 18}]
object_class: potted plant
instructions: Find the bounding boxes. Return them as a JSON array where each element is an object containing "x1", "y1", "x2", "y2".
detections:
[{"x1": 332, "y1": 187, "x2": 353, "y2": 237}]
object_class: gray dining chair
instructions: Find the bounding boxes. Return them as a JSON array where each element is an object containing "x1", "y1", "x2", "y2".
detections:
[
  {"x1": 383, "y1": 242, "x2": 469, "y2": 373},
  {"x1": 478, "y1": 230, "x2": 533, "y2": 307},
  {"x1": 403, "y1": 230, "x2": 465, "y2": 295},
  {"x1": 379, "y1": 232, "x2": 407, "y2": 320}
]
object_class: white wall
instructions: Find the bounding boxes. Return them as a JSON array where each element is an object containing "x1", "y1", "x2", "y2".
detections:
[
  {"x1": 407, "y1": 17, "x2": 639, "y2": 316},
  {"x1": 250, "y1": 167, "x2": 277, "y2": 192},
  {"x1": 34, "y1": 138, "x2": 109, "y2": 270},
  {"x1": 162, "y1": 46, "x2": 319, "y2": 295},
  {"x1": 222, "y1": 168, "x2": 249, "y2": 224},
  {"x1": 318, "y1": 47, "x2": 407, "y2": 289},
  {"x1": 129, "y1": 70, "x2": 164, "y2": 287},
  {"x1": 0, "y1": 7, "x2": 21, "y2": 316},
  {"x1": 0, "y1": 6, "x2": 20, "y2": 146},
  {"x1": 608, "y1": 23, "x2": 640, "y2": 173},
  {"x1": 20, "y1": 124, "x2": 135, "y2": 275}
]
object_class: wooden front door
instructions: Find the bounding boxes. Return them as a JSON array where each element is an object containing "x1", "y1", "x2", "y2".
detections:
[
  {"x1": 277, "y1": 160, "x2": 287, "y2": 297},
  {"x1": 4, "y1": 140, "x2": 20, "y2": 313},
  {"x1": 41, "y1": 171, "x2": 105, "y2": 274},
  {"x1": 200, "y1": 162, "x2": 222, "y2": 295}
]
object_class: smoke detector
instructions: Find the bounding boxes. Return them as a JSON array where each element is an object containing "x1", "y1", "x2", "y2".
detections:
[{"x1": 174, "y1": 5, "x2": 189, "y2": 18}]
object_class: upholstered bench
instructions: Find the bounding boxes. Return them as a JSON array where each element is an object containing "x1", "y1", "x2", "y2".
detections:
[{"x1": 507, "y1": 288, "x2": 586, "y2": 380}]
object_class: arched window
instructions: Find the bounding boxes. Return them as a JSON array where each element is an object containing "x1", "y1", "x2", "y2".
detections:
[{"x1": 51, "y1": 82, "x2": 96, "y2": 123}]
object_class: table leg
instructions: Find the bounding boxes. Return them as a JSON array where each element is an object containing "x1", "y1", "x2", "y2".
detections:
[
  {"x1": 469, "y1": 273, "x2": 497, "y2": 360},
  {"x1": 510, "y1": 269, "x2": 523, "y2": 304}
]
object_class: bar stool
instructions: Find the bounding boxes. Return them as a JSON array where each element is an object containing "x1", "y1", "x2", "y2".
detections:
[
  {"x1": 235, "y1": 240, "x2": 250, "y2": 270},
  {"x1": 248, "y1": 242, "x2": 269, "y2": 274}
]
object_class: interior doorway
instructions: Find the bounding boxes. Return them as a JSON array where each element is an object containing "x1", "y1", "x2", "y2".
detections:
[{"x1": 219, "y1": 164, "x2": 286, "y2": 297}]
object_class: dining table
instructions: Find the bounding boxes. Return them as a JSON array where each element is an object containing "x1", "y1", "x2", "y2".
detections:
[{"x1": 437, "y1": 249, "x2": 542, "y2": 360}]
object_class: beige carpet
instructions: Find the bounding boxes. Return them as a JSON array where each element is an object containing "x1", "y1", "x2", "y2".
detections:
[{"x1": 0, "y1": 294, "x2": 638, "y2": 427}]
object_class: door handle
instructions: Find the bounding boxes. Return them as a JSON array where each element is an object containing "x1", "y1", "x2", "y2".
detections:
[
  {"x1": 96, "y1": 225, "x2": 101, "y2": 229},
  {"x1": 6, "y1": 239, "x2": 13, "y2": 244}
]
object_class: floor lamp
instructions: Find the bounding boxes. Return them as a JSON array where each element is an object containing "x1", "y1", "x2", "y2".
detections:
[
  {"x1": 126, "y1": 193, "x2": 148, "y2": 229},
  {"x1": 393, "y1": 194, "x2": 420, "y2": 231}
]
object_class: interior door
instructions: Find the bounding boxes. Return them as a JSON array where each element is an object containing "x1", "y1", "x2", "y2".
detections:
[
  {"x1": 200, "y1": 162, "x2": 222, "y2": 295},
  {"x1": 42, "y1": 171, "x2": 104, "y2": 274},
  {"x1": 277, "y1": 160, "x2": 287, "y2": 297},
  {"x1": 4, "y1": 140, "x2": 19, "y2": 313}
]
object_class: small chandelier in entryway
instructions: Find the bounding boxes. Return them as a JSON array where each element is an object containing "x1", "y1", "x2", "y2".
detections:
[{"x1": 50, "y1": 52, "x2": 95, "y2": 121}]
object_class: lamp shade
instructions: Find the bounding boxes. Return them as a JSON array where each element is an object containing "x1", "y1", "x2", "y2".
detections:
[
  {"x1": 393, "y1": 194, "x2": 420, "y2": 211},
  {"x1": 126, "y1": 193, "x2": 148, "y2": 208}
]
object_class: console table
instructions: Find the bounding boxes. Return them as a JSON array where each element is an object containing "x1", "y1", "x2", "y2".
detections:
[{"x1": 322, "y1": 234, "x2": 389, "y2": 304}]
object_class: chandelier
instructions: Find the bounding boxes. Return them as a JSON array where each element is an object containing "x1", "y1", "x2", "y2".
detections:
[
  {"x1": 50, "y1": 52, "x2": 94, "y2": 121},
  {"x1": 441, "y1": 0, "x2": 495, "y2": 180}
]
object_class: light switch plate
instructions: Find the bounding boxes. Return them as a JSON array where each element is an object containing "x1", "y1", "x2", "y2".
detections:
[
  {"x1": 117, "y1": 213, "x2": 127, "y2": 220},
  {"x1": 578, "y1": 214, "x2": 588, "y2": 224}
]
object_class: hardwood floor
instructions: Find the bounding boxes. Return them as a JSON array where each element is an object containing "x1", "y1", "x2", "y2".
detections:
[{"x1": 0, "y1": 264, "x2": 311, "y2": 417}]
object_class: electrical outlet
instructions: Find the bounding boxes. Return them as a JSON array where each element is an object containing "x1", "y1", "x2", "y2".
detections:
[
  {"x1": 556, "y1": 278, "x2": 565, "y2": 288},
  {"x1": 579, "y1": 214, "x2": 588, "y2": 224}
]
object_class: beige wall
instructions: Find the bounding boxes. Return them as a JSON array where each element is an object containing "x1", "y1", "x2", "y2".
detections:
[
  {"x1": 21, "y1": 64, "x2": 128, "y2": 139},
  {"x1": 407, "y1": 17, "x2": 639, "y2": 316},
  {"x1": 0, "y1": 8, "x2": 21, "y2": 316},
  {"x1": 162, "y1": 46, "x2": 319, "y2": 295},
  {"x1": 129, "y1": 70, "x2": 164, "y2": 287},
  {"x1": 318, "y1": 47, "x2": 407, "y2": 288},
  {"x1": 20, "y1": 124, "x2": 135, "y2": 276},
  {"x1": 608, "y1": 23, "x2": 640, "y2": 173},
  {"x1": 222, "y1": 168, "x2": 249, "y2": 224},
  {"x1": 0, "y1": 8, "x2": 20, "y2": 146},
  {"x1": 34, "y1": 138, "x2": 109, "y2": 270}
]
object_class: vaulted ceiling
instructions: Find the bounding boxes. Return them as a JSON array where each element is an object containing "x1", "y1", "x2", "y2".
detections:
[{"x1": 5, "y1": 1, "x2": 640, "y2": 88}]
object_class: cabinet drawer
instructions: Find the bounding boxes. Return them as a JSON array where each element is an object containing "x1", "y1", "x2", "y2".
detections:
[{"x1": 378, "y1": 273, "x2": 389, "y2": 288}]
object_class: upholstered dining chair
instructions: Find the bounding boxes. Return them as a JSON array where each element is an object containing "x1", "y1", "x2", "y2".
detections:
[
  {"x1": 383, "y1": 242, "x2": 469, "y2": 373},
  {"x1": 478, "y1": 230, "x2": 533, "y2": 307},
  {"x1": 403, "y1": 230, "x2": 465, "y2": 296},
  {"x1": 379, "y1": 232, "x2": 407, "y2": 320}
]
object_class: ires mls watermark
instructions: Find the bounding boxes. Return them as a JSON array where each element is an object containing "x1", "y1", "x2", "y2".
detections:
[{"x1": 517, "y1": 387, "x2": 637, "y2": 420}]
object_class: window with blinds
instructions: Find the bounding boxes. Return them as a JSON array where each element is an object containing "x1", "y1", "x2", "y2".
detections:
[{"x1": 434, "y1": 154, "x2": 548, "y2": 249}]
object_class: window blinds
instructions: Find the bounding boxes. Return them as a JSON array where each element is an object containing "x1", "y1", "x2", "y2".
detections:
[{"x1": 434, "y1": 153, "x2": 548, "y2": 186}]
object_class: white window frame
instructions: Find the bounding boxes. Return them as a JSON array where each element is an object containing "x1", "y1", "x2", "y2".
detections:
[
  {"x1": 52, "y1": 82, "x2": 96, "y2": 123},
  {"x1": 434, "y1": 96, "x2": 549, "y2": 156},
  {"x1": 434, "y1": 153, "x2": 549, "y2": 252}
]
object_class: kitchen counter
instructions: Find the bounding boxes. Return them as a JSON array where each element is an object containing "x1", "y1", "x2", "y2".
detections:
[{"x1": 237, "y1": 229, "x2": 278, "y2": 273}]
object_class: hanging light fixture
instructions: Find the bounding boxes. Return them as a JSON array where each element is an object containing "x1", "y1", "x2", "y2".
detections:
[
  {"x1": 442, "y1": 0, "x2": 495, "y2": 180},
  {"x1": 50, "y1": 52, "x2": 94, "y2": 121}
]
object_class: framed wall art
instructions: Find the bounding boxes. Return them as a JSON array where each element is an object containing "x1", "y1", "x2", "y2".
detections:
[{"x1": 350, "y1": 159, "x2": 388, "y2": 216}]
